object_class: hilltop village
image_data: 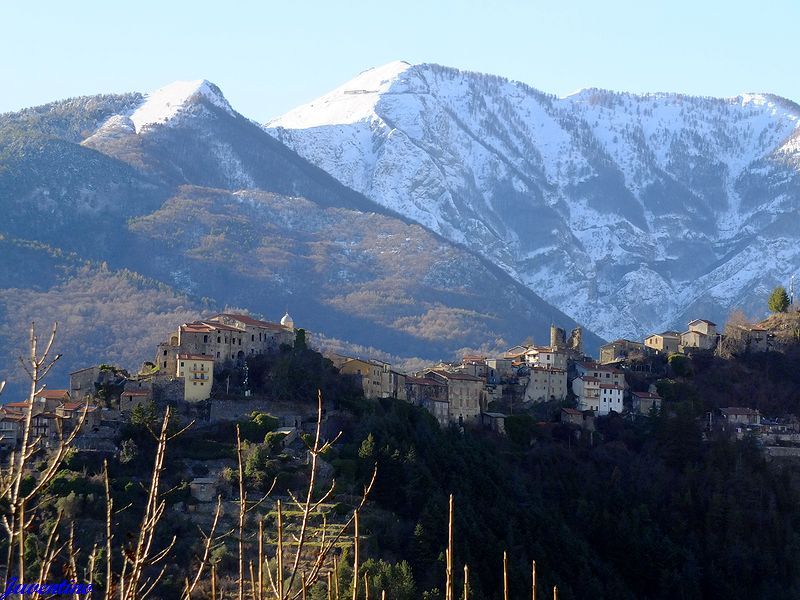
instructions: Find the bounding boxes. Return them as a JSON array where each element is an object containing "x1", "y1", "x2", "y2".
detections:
[{"x1": 1, "y1": 308, "x2": 796, "y2": 458}]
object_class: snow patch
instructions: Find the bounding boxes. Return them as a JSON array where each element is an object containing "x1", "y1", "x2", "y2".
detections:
[
  {"x1": 130, "y1": 80, "x2": 234, "y2": 133},
  {"x1": 267, "y1": 61, "x2": 412, "y2": 128}
]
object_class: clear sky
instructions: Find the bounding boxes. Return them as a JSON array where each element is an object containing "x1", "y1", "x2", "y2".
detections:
[{"x1": 2, "y1": 0, "x2": 797, "y2": 122}]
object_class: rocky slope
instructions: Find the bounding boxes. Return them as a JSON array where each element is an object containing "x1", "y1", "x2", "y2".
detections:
[{"x1": 268, "y1": 62, "x2": 800, "y2": 339}]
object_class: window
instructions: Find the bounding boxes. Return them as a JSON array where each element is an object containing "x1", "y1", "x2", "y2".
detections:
[
  {"x1": 163, "y1": 361, "x2": 167, "y2": 368},
  {"x1": 163, "y1": 350, "x2": 167, "y2": 356},
  {"x1": 239, "y1": 338, "x2": 242, "y2": 346},
  {"x1": 180, "y1": 362, "x2": 184, "y2": 367},
  {"x1": 216, "y1": 352, "x2": 220, "y2": 358},
  {"x1": 203, "y1": 335, "x2": 208, "y2": 343},
  {"x1": 217, "y1": 336, "x2": 221, "y2": 343},
  {"x1": 252, "y1": 335, "x2": 255, "y2": 342}
]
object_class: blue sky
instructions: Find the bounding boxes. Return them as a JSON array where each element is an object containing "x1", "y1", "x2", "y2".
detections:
[{"x1": 2, "y1": 0, "x2": 796, "y2": 122}]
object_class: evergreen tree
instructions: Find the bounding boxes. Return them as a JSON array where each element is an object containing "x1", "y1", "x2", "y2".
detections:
[{"x1": 768, "y1": 286, "x2": 790, "y2": 313}]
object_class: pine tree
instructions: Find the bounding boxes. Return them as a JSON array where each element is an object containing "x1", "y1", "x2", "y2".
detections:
[{"x1": 768, "y1": 286, "x2": 790, "y2": 313}]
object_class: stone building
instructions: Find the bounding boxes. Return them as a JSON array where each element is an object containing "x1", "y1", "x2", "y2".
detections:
[
  {"x1": 485, "y1": 358, "x2": 514, "y2": 384},
  {"x1": 631, "y1": 391, "x2": 662, "y2": 415},
  {"x1": 644, "y1": 331, "x2": 681, "y2": 355},
  {"x1": 406, "y1": 376, "x2": 449, "y2": 425},
  {"x1": 424, "y1": 369, "x2": 485, "y2": 425},
  {"x1": 155, "y1": 312, "x2": 295, "y2": 375},
  {"x1": 727, "y1": 325, "x2": 771, "y2": 353},
  {"x1": 719, "y1": 407, "x2": 761, "y2": 427},
  {"x1": 525, "y1": 366, "x2": 567, "y2": 403},
  {"x1": 69, "y1": 366, "x2": 102, "y2": 400},
  {"x1": 680, "y1": 319, "x2": 718, "y2": 351},
  {"x1": 339, "y1": 358, "x2": 407, "y2": 400},
  {"x1": 119, "y1": 390, "x2": 150, "y2": 415},
  {"x1": 599, "y1": 339, "x2": 646, "y2": 364}
]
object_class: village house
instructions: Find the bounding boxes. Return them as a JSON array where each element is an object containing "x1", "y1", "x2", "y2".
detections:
[
  {"x1": 575, "y1": 362, "x2": 626, "y2": 388},
  {"x1": 382, "y1": 367, "x2": 407, "y2": 401},
  {"x1": 524, "y1": 346, "x2": 568, "y2": 370},
  {"x1": 599, "y1": 339, "x2": 647, "y2": 364},
  {"x1": 481, "y1": 412, "x2": 506, "y2": 434},
  {"x1": 35, "y1": 389, "x2": 72, "y2": 409},
  {"x1": 0, "y1": 392, "x2": 100, "y2": 448},
  {"x1": 572, "y1": 376, "x2": 600, "y2": 413},
  {"x1": 56, "y1": 401, "x2": 101, "y2": 431},
  {"x1": 177, "y1": 354, "x2": 215, "y2": 402},
  {"x1": 525, "y1": 366, "x2": 567, "y2": 403},
  {"x1": 502, "y1": 345, "x2": 529, "y2": 361},
  {"x1": 680, "y1": 319, "x2": 718, "y2": 352},
  {"x1": 1, "y1": 400, "x2": 63, "y2": 447},
  {"x1": 599, "y1": 383, "x2": 624, "y2": 414},
  {"x1": 631, "y1": 391, "x2": 662, "y2": 415},
  {"x1": 719, "y1": 407, "x2": 761, "y2": 427},
  {"x1": 119, "y1": 385, "x2": 151, "y2": 415},
  {"x1": 0, "y1": 413, "x2": 24, "y2": 447},
  {"x1": 155, "y1": 312, "x2": 295, "y2": 375},
  {"x1": 339, "y1": 358, "x2": 407, "y2": 400},
  {"x1": 644, "y1": 331, "x2": 681, "y2": 355},
  {"x1": 424, "y1": 369, "x2": 485, "y2": 425},
  {"x1": 190, "y1": 478, "x2": 218, "y2": 503},
  {"x1": 456, "y1": 355, "x2": 489, "y2": 379},
  {"x1": 560, "y1": 407, "x2": 585, "y2": 427},
  {"x1": 572, "y1": 374, "x2": 623, "y2": 416},
  {"x1": 560, "y1": 407, "x2": 596, "y2": 432},
  {"x1": 485, "y1": 358, "x2": 514, "y2": 384},
  {"x1": 728, "y1": 325, "x2": 771, "y2": 353},
  {"x1": 69, "y1": 366, "x2": 101, "y2": 400},
  {"x1": 338, "y1": 358, "x2": 383, "y2": 398},
  {"x1": 405, "y1": 376, "x2": 448, "y2": 425}
]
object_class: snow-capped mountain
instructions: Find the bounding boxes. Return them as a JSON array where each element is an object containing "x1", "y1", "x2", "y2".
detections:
[
  {"x1": 267, "y1": 61, "x2": 800, "y2": 340},
  {"x1": 0, "y1": 77, "x2": 604, "y2": 389}
]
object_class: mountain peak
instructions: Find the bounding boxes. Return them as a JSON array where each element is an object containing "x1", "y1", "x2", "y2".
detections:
[
  {"x1": 267, "y1": 61, "x2": 414, "y2": 128},
  {"x1": 130, "y1": 79, "x2": 234, "y2": 133}
]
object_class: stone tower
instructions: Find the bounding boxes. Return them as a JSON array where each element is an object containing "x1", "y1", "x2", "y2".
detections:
[
  {"x1": 568, "y1": 326, "x2": 583, "y2": 355},
  {"x1": 550, "y1": 325, "x2": 567, "y2": 350}
]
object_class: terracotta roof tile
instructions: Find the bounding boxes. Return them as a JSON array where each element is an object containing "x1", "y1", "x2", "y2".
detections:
[
  {"x1": 177, "y1": 353, "x2": 214, "y2": 361},
  {"x1": 35, "y1": 390, "x2": 69, "y2": 399}
]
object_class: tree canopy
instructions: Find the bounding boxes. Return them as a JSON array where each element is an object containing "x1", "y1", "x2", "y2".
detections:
[{"x1": 769, "y1": 286, "x2": 790, "y2": 313}]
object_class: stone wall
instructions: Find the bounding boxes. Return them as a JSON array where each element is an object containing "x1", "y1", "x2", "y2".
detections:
[{"x1": 209, "y1": 398, "x2": 309, "y2": 426}]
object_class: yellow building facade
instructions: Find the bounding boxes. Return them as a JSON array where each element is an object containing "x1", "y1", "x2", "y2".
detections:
[{"x1": 177, "y1": 354, "x2": 214, "y2": 402}]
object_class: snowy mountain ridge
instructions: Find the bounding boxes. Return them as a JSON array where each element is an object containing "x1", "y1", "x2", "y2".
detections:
[
  {"x1": 124, "y1": 79, "x2": 234, "y2": 133},
  {"x1": 267, "y1": 62, "x2": 800, "y2": 340}
]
